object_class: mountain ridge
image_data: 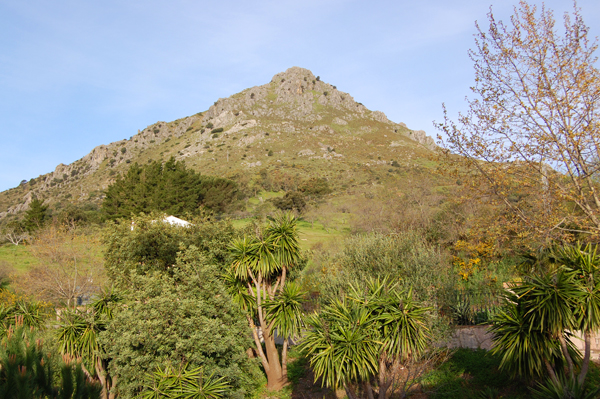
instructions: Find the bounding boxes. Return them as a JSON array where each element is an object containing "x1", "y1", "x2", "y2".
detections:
[{"x1": 0, "y1": 67, "x2": 436, "y2": 220}]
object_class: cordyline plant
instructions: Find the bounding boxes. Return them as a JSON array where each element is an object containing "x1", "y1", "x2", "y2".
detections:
[
  {"x1": 299, "y1": 278, "x2": 435, "y2": 399},
  {"x1": 438, "y1": 1, "x2": 600, "y2": 242},
  {"x1": 56, "y1": 287, "x2": 121, "y2": 399},
  {"x1": 490, "y1": 243, "x2": 600, "y2": 397},
  {"x1": 224, "y1": 212, "x2": 305, "y2": 391},
  {"x1": 137, "y1": 364, "x2": 230, "y2": 399}
]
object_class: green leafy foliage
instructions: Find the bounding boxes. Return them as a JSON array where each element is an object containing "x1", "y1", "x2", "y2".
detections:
[
  {"x1": 298, "y1": 177, "x2": 331, "y2": 198},
  {"x1": 102, "y1": 157, "x2": 240, "y2": 219},
  {"x1": 314, "y1": 231, "x2": 455, "y2": 308},
  {"x1": 137, "y1": 364, "x2": 230, "y2": 399},
  {"x1": 270, "y1": 191, "x2": 306, "y2": 213},
  {"x1": 299, "y1": 277, "x2": 432, "y2": 397},
  {"x1": 102, "y1": 213, "x2": 238, "y2": 284},
  {"x1": 102, "y1": 246, "x2": 259, "y2": 399}
]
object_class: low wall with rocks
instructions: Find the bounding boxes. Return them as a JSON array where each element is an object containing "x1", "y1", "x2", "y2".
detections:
[{"x1": 448, "y1": 325, "x2": 600, "y2": 360}]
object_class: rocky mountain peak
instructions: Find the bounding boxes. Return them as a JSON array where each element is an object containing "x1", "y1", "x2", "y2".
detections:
[{"x1": 0, "y1": 66, "x2": 437, "y2": 219}]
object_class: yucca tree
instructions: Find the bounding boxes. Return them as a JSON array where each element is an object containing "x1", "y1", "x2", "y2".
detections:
[
  {"x1": 554, "y1": 244, "x2": 600, "y2": 384},
  {"x1": 300, "y1": 299, "x2": 379, "y2": 399},
  {"x1": 56, "y1": 287, "x2": 121, "y2": 399},
  {"x1": 299, "y1": 278, "x2": 431, "y2": 399},
  {"x1": 490, "y1": 243, "x2": 600, "y2": 395},
  {"x1": 226, "y1": 212, "x2": 304, "y2": 390},
  {"x1": 489, "y1": 289, "x2": 576, "y2": 382}
]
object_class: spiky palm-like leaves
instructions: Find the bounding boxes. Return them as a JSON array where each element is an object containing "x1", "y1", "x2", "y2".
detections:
[
  {"x1": 56, "y1": 288, "x2": 121, "y2": 399},
  {"x1": 263, "y1": 282, "x2": 305, "y2": 340},
  {"x1": 0, "y1": 297, "x2": 49, "y2": 337},
  {"x1": 489, "y1": 292, "x2": 574, "y2": 380},
  {"x1": 491, "y1": 243, "x2": 600, "y2": 396},
  {"x1": 0, "y1": 320, "x2": 100, "y2": 399},
  {"x1": 530, "y1": 372, "x2": 600, "y2": 399},
  {"x1": 138, "y1": 364, "x2": 230, "y2": 399},
  {"x1": 225, "y1": 212, "x2": 304, "y2": 390},
  {"x1": 300, "y1": 299, "x2": 380, "y2": 391},
  {"x1": 299, "y1": 278, "x2": 431, "y2": 398},
  {"x1": 351, "y1": 280, "x2": 430, "y2": 360}
]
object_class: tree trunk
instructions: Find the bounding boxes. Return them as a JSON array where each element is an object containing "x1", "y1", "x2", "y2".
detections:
[
  {"x1": 578, "y1": 331, "x2": 592, "y2": 385},
  {"x1": 282, "y1": 340, "x2": 288, "y2": 379},
  {"x1": 558, "y1": 333, "x2": 575, "y2": 379},
  {"x1": 95, "y1": 358, "x2": 108, "y2": 399},
  {"x1": 544, "y1": 359, "x2": 559, "y2": 385},
  {"x1": 108, "y1": 374, "x2": 117, "y2": 399},
  {"x1": 264, "y1": 332, "x2": 286, "y2": 390},
  {"x1": 365, "y1": 381, "x2": 375, "y2": 399},
  {"x1": 345, "y1": 384, "x2": 358, "y2": 399},
  {"x1": 378, "y1": 357, "x2": 391, "y2": 399}
]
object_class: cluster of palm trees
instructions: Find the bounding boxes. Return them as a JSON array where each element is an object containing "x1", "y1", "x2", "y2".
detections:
[{"x1": 226, "y1": 213, "x2": 435, "y2": 398}]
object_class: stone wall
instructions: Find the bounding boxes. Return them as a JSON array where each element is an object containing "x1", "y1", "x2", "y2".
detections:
[{"x1": 448, "y1": 325, "x2": 600, "y2": 361}]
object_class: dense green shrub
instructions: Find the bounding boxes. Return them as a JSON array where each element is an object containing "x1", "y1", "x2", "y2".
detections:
[
  {"x1": 102, "y1": 246, "x2": 259, "y2": 399},
  {"x1": 270, "y1": 191, "x2": 306, "y2": 213},
  {"x1": 102, "y1": 157, "x2": 241, "y2": 219},
  {"x1": 211, "y1": 127, "x2": 223, "y2": 134},
  {"x1": 103, "y1": 213, "x2": 238, "y2": 283},
  {"x1": 311, "y1": 231, "x2": 456, "y2": 317},
  {"x1": 298, "y1": 177, "x2": 331, "y2": 198}
]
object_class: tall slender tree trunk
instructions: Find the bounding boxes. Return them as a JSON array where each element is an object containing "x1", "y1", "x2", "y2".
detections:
[
  {"x1": 558, "y1": 334, "x2": 575, "y2": 379},
  {"x1": 281, "y1": 340, "x2": 289, "y2": 378},
  {"x1": 544, "y1": 359, "x2": 559, "y2": 385},
  {"x1": 578, "y1": 331, "x2": 592, "y2": 385}
]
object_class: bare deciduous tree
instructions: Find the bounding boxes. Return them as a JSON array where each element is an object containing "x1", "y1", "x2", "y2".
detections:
[
  {"x1": 2, "y1": 221, "x2": 28, "y2": 246},
  {"x1": 14, "y1": 223, "x2": 105, "y2": 307},
  {"x1": 439, "y1": 2, "x2": 600, "y2": 241}
]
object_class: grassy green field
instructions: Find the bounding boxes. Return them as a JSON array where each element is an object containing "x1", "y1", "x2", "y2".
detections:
[
  {"x1": 0, "y1": 244, "x2": 39, "y2": 274},
  {"x1": 230, "y1": 216, "x2": 347, "y2": 251}
]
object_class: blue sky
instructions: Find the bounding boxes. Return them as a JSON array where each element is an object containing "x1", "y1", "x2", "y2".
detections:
[{"x1": 1, "y1": 0, "x2": 599, "y2": 192}]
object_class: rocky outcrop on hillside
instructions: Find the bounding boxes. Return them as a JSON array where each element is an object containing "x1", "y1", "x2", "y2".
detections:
[
  {"x1": 0, "y1": 66, "x2": 436, "y2": 219},
  {"x1": 203, "y1": 67, "x2": 434, "y2": 148}
]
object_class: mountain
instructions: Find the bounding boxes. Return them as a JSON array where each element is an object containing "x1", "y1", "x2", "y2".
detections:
[{"x1": 0, "y1": 67, "x2": 439, "y2": 223}]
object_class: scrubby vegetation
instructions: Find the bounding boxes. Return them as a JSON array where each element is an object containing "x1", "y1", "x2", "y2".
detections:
[{"x1": 0, "y1": 2, "x2": 599, "y2": 398}]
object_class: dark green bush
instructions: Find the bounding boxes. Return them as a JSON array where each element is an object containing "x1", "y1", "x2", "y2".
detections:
[
  {"x1": 211, "y1": 127, "x2": 224, "y2": 134},
  {"x1": 270, "y1": 191, "x2": 306, "y2": 212}
]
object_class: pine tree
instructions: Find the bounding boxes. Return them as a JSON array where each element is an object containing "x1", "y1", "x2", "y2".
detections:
[{"x1": 23, "y1": 197, "x2": 48, "y2": 232}]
